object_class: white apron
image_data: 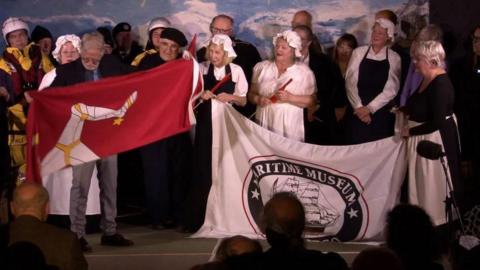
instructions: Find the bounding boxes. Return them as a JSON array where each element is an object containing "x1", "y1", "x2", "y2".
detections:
[
  {"x1": 254, "y1": 61, "x2": 315, "y2": 142},
  {"x1": 407, "y1": 119, "x2": 454, "y2": 225}
]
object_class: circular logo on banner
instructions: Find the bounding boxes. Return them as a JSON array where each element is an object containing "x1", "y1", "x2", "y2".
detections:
[{"x1": 242, "y1": 156, "x2": 369, "y2": 242}]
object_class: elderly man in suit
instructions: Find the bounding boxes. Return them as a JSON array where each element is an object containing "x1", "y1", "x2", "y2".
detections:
[
  {"x1": 8, "y1": 182, "x2": 87, "y2": 270},
  {"x1": 50, "y1": 31, "x2": 133, "y2": 252}
]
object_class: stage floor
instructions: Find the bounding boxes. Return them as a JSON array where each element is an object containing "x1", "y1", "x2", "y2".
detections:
[{"x1": 83, "y1": 222, "x2": 377, "y2": 270}]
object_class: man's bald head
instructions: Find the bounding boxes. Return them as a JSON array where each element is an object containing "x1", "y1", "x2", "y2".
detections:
[
  {"x1": 262, "y1": 192, "x2": 305, "y2": 239},
  {"x1": 210, "y1": 14, "x2": 234, "y2": 37},
  {"x1": 292, "y1": 10, "x2": 313, "y2": 29},
  {"x1": 11, "y1": 182, "x2": 49, "y2": 221},
  {"x1": 215, "y1": 235, "x2": 262, "y2": 260}
]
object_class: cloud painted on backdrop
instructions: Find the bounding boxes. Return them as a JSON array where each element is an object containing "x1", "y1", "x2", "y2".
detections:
[{"x1": 0, "y1": 0, "x2": 428, "y2": 58}]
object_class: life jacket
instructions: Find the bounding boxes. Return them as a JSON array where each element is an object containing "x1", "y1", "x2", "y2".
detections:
[
  {"x1": 130, "y1": 49, "x2": 157, "y2": 67},
  {"x1": 7, "y1": 103, "x2": 27, "y2": 178},
  {"x1": 0, "y1": 43, "x2": 50, "y2": 102}
]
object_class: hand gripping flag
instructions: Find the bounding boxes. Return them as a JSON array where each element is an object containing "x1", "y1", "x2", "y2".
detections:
[{"x1": 26, "y1": 58, "x2": 202, "y2": 182}]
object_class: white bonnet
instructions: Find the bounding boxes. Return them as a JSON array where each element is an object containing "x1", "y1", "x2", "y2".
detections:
[
  {"x1": 273, "y1": 30, "x2": 302, "y2": 58},
  {"x1": 52, "y1": 34, "x2": 81, "y2": 62},
  {"x1": 148, "y1": 17, "x2": 171, "y2": 32},
  {"x1": 375, "y1": 18, "x2": 395, "y2": 41},
  {"x1": 210, "y1": 34, "x2": 237, "y2": 58}
]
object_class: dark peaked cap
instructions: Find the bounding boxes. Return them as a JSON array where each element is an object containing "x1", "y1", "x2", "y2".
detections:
[
  {"x1": 31, "y1": 25, "x2": 53, "y2": 43},
  {"x1": 112, "y1": 22, "x2": 131, "y2": 39}
]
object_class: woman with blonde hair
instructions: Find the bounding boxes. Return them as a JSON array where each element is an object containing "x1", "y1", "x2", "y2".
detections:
[
  {"x1": 184, "y1": 34, "x2": 248, "y2": 232},
  {"x1": 401, "y1": 40, "x2": 462, "y2": 225},
  {"x1": 248, "y1": 30, "x2": 316, "y2": 142},
  {"x1": 344, "y1": 18, "x2": 401, "y2": 144}
]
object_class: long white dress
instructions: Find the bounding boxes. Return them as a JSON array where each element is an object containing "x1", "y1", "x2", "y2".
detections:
[
  {"x1": 251, "y1": 60, "x2": 316, "y2": 141},
  {"x1": 39, "y1": 69, "x2": 101, "y2": 215}
]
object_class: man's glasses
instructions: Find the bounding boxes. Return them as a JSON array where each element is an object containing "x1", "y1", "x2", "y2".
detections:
[
  {"x1": 472, "y1": 36, "x2": 480, "y2": 43},
  {"x1": 211, "y1": 27, "x2": 233, "y2": 35},
  {"x1": 81, "y1": 56, "x2": 101, "y2": 65}
]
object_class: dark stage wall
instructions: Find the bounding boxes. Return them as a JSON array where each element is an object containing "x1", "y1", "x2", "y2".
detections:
[{"x1": 430, "y1": 0, "x2": 480, "y2": 59}]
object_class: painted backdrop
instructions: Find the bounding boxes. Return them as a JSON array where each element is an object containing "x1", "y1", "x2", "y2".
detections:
[{"x1": 1, "y1": 0, "x2": 428, "y2": 58}]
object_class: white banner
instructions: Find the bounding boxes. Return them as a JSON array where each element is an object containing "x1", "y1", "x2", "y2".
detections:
[{"x1": 194, "y1": 101, "x2": 407, "y2": 242}]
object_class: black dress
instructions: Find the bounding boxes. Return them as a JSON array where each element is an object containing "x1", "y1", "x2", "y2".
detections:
[
  {"x1": 304, "y1": 49, "x2": 347, "y2": 145},
  {"x1": 405, "y1": 73, "x2": 463, "y2": 224},
  {"x1": 183, "y1": 63, "x2": 236, "y2": 231},
  {"x1": 136, "y1": 54, "x2": 193, "y2": 227}
]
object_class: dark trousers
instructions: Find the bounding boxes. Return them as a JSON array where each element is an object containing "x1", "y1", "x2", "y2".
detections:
[{"x1": 139, "y1": 132, "x2": 192, "y2": 225}]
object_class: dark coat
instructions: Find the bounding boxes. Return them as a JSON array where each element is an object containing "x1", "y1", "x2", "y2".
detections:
[
  {"x1": 224, "y1": 246, "x2": 349, "y2": 270},
  {"x1": 135, "y1": 53, "x2": 167, "y2": 71},
  {"x1": 305, "y1": 49, "x2": 348, "y2": 145},
  {"x1": 0, "y1": 69, "x2": 13, "y2": 192},
  {"x1": 112, "y1": 42, "x2": 144, "y2": 65},
  {"x1": 258, "y1": 246, "x2": 349, "y2": 270},
  {"x1": 50, "y1": 54, "x2": 132, "y2": 87},
  {"x1": 8, "y1": 215, "x2": 87, "y2": 270}
]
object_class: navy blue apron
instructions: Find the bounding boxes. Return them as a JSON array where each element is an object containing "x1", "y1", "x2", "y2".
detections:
[{"x1": 345, "y1": 47, "x2": 395, "y2": 144}]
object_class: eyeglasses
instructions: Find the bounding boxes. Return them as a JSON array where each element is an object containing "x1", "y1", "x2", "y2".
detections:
[
  {"x1": 81, "y1": 56, "x2": 101, "y2": 65},
  {"x1": 472, "y1": 36, "x2": 480, "y2": 43},
  {"x1": 210, "y1": 27, "x2": 233, "y2": 35}
]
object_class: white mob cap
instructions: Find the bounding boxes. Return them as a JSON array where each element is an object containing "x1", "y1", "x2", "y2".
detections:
[
  {"x1": 273, "y1": 30, "x2": 302, "y2": 58},
  {"x1": 52, "y1": 34, "x2": 81, "y2": 62},
  {"x1": 148, "y1": 17, "x2": 171, "y2": 32},
  {"x1": 210, "y1": 34, "x2": 237, "y2": 58},
  {"x1": 375, "y1": 18, "x2": 395, "y2": 41}
]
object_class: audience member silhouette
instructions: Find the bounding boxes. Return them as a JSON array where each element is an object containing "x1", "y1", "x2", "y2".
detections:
[
  {"x1": 257, "y1": 192, "x2": 349, "y2": 270},
  {"x1": 458, "y1": 244, "x2": 480, "y2": 270},
  {"x1": 5, "y1": 241, "x2": 58, "y2": 270},
  {"x1": 215, "y1": 235, "x2": 263, "y2": 261},
  {"x1": 190, "y1": 261, "x2": 230, "y2": 270},
  {"x1": 351, "y1": 247, "x2": 403, "y2": 270},
  {"x1": 8, "y1": 182, "x2": 87, "y2": 270},
  {"x1": 386, "y1": 204, "x2": 444, "y2": 270}
]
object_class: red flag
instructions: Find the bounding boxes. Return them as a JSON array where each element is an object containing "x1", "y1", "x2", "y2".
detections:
[
  {"x1": 270, "y1": 78, "x2": 292, "y2": 103},
  {"x1": 187, "y1": 34, "x2": 197, "y2": 58},
  {"x1": 186, "y1": 34, "x2": 204, "y2": 105},
  {"x1": 26, "y1": 59, "x2": 201, "y2": 182},
  {"x1": 193, "y1": 73, "x2": 231, "y2": 110}
]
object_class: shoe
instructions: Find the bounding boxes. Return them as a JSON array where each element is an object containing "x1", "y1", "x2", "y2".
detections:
[
  {"x1": 101, "y1": 233, "x2": 134, "y2": 246},
  {"x1": 79, "y1": 237, "x2": 92, "y2": 252}
]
